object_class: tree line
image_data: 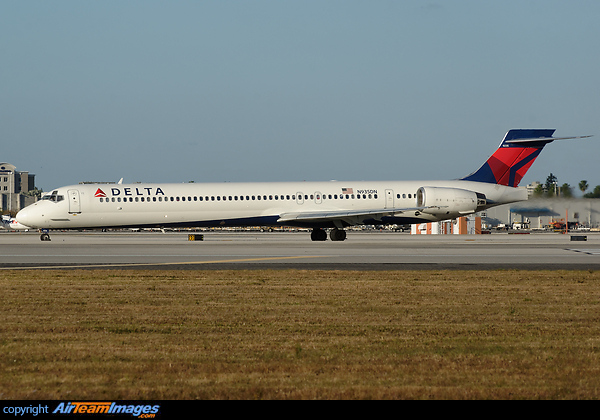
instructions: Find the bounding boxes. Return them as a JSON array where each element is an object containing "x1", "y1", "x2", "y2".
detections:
[{"x1": 532, "y1": 173, "x2": 600, "y2": 198}]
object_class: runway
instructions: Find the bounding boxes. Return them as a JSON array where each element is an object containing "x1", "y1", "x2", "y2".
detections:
[{"x1": 2, "y1": 230, "x2": 600, "y2": 270}]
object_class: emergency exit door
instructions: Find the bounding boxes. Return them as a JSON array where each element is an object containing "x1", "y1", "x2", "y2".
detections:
[{"x1": 385, "y1": 189, "x2": 394, "y2": 209}]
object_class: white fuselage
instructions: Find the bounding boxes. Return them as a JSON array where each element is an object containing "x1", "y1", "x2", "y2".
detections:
[{"x1": 16, "y1": 179, "x2": 526, "y2": 230}]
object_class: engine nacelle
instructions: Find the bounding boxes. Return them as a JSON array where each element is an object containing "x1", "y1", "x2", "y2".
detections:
[{"x1": 416, "y1": 187, "x2": 486, "y2": 216}]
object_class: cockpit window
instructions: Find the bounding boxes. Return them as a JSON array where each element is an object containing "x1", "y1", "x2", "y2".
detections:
[{"x1": 41, "y1": 190, "x2": 64, "y2": 202}]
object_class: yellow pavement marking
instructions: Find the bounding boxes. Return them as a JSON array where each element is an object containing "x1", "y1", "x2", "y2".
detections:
[{"x1": 0, "y1": 255, "x2": 328, "y2": 270}]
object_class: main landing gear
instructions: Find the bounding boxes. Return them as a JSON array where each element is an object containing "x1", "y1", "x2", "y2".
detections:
[{"x1": 311, "y1": 228, "x2": 347, "y2": 242}]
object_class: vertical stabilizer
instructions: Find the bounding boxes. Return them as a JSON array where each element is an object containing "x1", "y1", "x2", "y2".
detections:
[{"x1": 461, "y1": 129, "x2": 556, "y2": 187}]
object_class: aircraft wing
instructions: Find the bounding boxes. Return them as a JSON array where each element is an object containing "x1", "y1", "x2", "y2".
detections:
[{"x1": 277, "y1": 206, "x2": 429, "y2": 225}]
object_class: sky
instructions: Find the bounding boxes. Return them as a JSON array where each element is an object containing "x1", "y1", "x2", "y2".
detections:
[{"x1": 2, "y1": 1, "x2": 599, "y2": 194}]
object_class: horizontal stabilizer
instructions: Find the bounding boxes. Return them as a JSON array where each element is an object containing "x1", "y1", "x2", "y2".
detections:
[{"x1": 504, "y1": 134, "x2": 592, "y2": 144}]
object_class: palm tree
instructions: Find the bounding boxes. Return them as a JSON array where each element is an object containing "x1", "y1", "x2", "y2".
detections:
[{"x1": 579, "y1": 180, "x2": 589, "y2": 195}]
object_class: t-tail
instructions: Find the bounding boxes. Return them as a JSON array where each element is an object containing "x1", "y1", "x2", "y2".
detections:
[{"x1": 461, "y1": 129, "x2": 591, "y2": 187}]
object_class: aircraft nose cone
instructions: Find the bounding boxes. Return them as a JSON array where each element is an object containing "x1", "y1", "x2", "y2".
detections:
[{"x1": 16, "y1": 207, "x2": 34, "y2": 227}]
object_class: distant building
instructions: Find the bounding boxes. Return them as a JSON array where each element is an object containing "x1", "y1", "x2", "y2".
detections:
[
  {"x1": 0, "y1": 163, "x2": 37, "y2": 213},
  {"x1": 481, "y1": 197, "x2": 600, "y2": 229},
  {"x1": 526, "y1": 181, "x2": 541, "y2": 198}
]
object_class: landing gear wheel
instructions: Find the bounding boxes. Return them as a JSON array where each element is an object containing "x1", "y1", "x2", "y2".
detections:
[
  {"x1": 329, "y1": 228, "x2": 347, "y2": 242},
  {"x1": 40, "y1": 233, "x2": 51, "y2": 241},
  {"x1": 310, "y1": 228, "x2": 327, "y2": 241}
]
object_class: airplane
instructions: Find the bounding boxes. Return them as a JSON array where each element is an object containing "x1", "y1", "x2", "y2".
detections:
[
  {"x1": 16, "y1": 129, "x2": 591, "y2": 242},
  {"x1": 1, "y1": 215, "x2": 33, "y2": 231}
]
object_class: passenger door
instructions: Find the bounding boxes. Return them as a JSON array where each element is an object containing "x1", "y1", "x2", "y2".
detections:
[{"x1": 68, "y1": 189, "x2": 81, "y2": 213}]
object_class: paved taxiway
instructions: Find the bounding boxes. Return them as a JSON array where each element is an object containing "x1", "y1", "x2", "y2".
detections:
[{"x1": 1, "y1": 230, "x2": 600, "y2": 270}]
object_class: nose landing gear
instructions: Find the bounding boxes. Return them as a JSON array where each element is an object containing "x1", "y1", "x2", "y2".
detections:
[{"x1": 40, "y1": 229, "x2": 51, "y2": 241}]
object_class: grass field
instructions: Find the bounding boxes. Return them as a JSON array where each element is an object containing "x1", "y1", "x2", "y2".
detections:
[{"x1": 2, "y1": 269, "x2": 600, "y2": 399}]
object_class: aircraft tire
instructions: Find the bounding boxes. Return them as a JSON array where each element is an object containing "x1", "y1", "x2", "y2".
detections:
[
  {"x1": 329, "y1": 229, "x2": 347, "y2": 241},
  {"x1": 311, "y1": 228, "x2": 327, "y2": 241}
]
